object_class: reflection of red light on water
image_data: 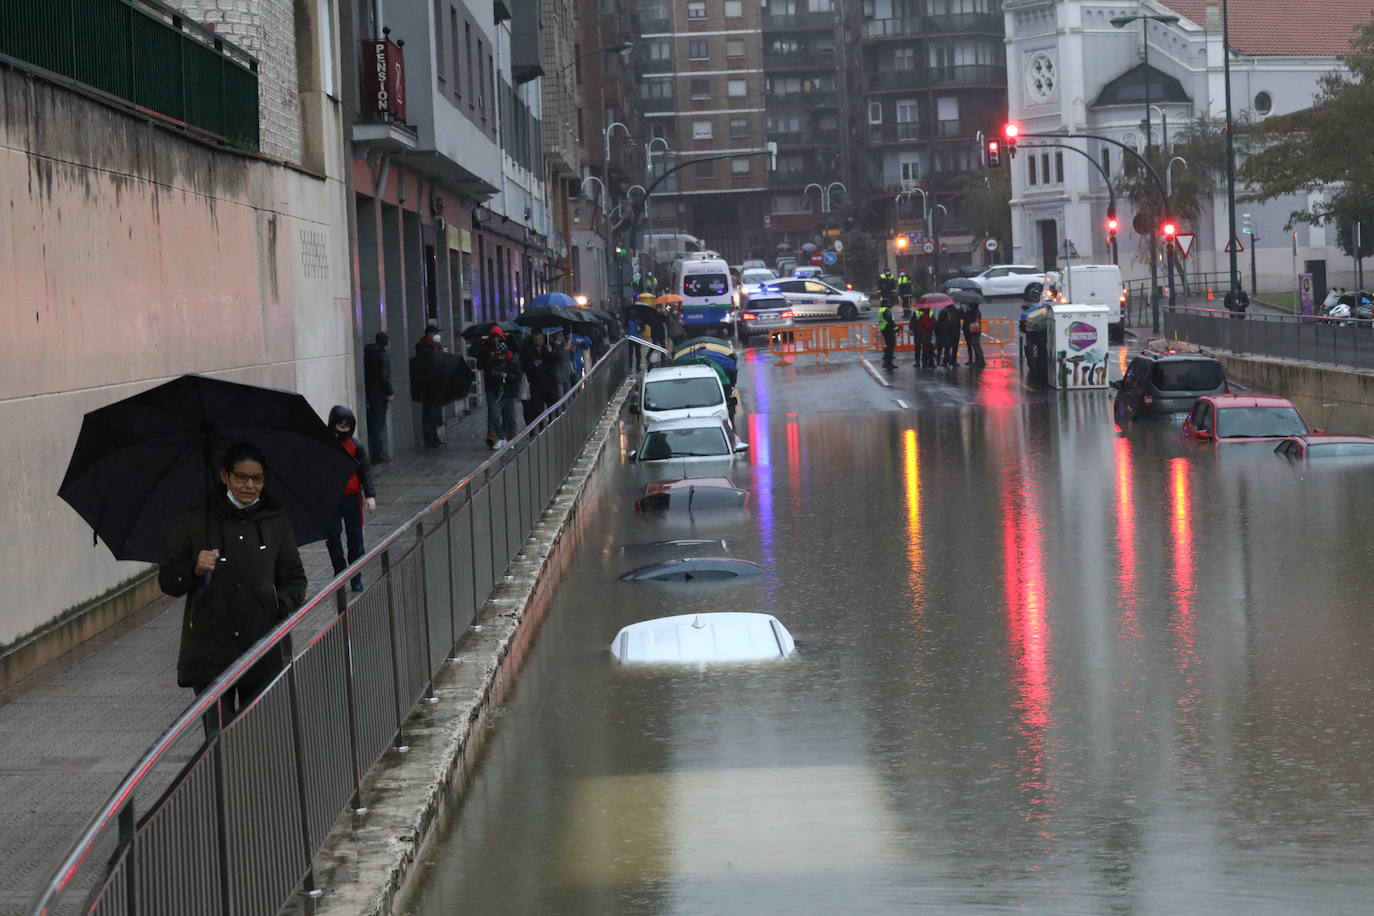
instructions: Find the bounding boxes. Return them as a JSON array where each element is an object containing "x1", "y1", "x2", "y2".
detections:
[
  {"x1": 785, "y1": 418, "x2": 801, "y2": 515},
  {"x1": 977, "y1": 365, "x2": 1019, "y2": 409},
  {"x1": 1114, "y1": 437, "x2": 1140, "y2": 641},
  {"x1": 902, "y1": 429, "x2": 925, "y2": 609},
  {"x1": 1168, "y1": 458, "x2": 1200, "y2": 727},
  {"x1": 1001, "y1": 469, "x2": 1056, "y2": 814}
]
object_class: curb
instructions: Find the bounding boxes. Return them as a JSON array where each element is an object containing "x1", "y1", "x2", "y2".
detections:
[{"x1": 285, "y1": 377, "x2": 635, "y2": 916}]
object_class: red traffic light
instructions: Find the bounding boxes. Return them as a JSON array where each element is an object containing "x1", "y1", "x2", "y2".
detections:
[
  {"x1": 986, "y1": 139, "x2": 1002, "y2": 167},
  {"x1": 1003, "y1": 123, "x2": 1020, "y2": 140},
  {"x1": 1162, "y1": 221, "x2": 1178, "y2": 238},
  {"x1": 1106, "y1": 216, "x2": 1119, "y2": 232}
]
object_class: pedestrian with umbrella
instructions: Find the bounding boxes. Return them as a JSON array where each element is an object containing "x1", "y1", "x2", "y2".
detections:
[{"x1": 57, "y1": 374, "x2": 356, "y2": 726}]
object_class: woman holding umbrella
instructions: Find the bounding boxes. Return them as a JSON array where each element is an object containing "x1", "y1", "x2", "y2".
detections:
[{"x1": 159, "y1": 442, "x2": 307, "y2": 723}]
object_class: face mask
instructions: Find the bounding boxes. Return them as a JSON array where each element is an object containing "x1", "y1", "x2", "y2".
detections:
[
  {"x1": 335, "y1": 427, "x2": 353, "y2": 439},
  {"x1": 432, "y1": 334, "x2": 441, "y2": 344}
]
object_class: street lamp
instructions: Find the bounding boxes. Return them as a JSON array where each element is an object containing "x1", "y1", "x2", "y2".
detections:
[{"x1": 1112, "y1": 11, "x2": 1178, "y2": 332}]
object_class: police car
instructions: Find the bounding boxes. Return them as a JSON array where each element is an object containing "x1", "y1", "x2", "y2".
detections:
[{"x1": 768, "y1": 278, "x2": 872, "y2": 321}]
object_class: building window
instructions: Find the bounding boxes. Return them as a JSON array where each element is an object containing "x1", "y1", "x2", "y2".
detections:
[
  {"x1": 641, "y1": 80, "x2": 672, "y2": 101},
  {"x1": 693, "y1": 119, "x2": 714, "y2": 139},
  {"x1": 466, "y1": 24, "x2": 475, "y2": 106},
  {"x1": 1041, "y1": 153, "x2": 1050, "y2": 184},
  {"x1": 900, "y1": 158, "x2": 920, "y2": 182},
  {"x1": 687, "y1": 0, "x2": 707, "y2": 18},
  {"x1": 868, "y1": 101, "x2": 882, "y2": 124},
  {"x1": 477, "y1": 39, "x2": 486, "y2": 110},
  {"x1": 1055, "y1": 151, "x2": 1064, "y2": 183},
  {"x1": 809, "y1": 0, "x2": 833, "y2": 10},
  {"x1": 1028, "y1": 156, "x2": 1037, "y2": 185},
  {"x1": 732, "y1": 158, "x2": 751, "y2": 174},
  {"x1": 892, "y1": 47, "x2": 914, "y2": 70},
  {"x1": 689, "y1": 39, "x2": 709, "y2": 59},
  {"x1": 433, "y1": 1, "x2": 445, "y2": 82},
  {"x1": 691, "y1": 78, "x2": 711, "y2": 100},
  {"x1": 449, "y1": 7, "x2": 461, "y2": 96},
  {"x1": 895, "y1": 99, "x2": 917, "y2": 123},
  {"x1": 727, "y1": 78, "x2": 747, "y2": 98},
  {"x1": 647, "y1": 38, "x2": 671, "y2": 60},
  {"x1": 729, "y1": 117, "x2": 749, "y2": 138},
  {"x1": 726, "y1": 38, "x2": 745, "y2": 57},
  {"x1": 724, "y1": 0, "x2": 744, "y2": 15},
  {"x1": 651, "y1": 121, "x2": 669, "y2": 139},
  {"x1": 1101, "y1": 147, "x2": 1110, "y2": 177}
]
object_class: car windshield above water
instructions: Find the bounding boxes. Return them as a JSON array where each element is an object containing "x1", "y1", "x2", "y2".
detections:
[
  {"x1": 1220, "y1": 406, "x2": 1308, "y2": 439},
  {"x1": 643, "y1": 377, "x2": 724, "y2": 411},
  {"x1": 638, "y1": 426, "x2": 732, "y2": 460},
  {"x1": 1153, "y1": 360, "x2": 1225, "y2": 392}
]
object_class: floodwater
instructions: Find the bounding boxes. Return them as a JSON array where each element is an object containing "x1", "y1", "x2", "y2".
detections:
[{"x1": 404, "y1": 353, "x2": 1374, "y2": 915}]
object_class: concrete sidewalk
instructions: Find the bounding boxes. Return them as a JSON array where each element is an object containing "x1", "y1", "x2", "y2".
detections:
[{"x1": 0, "y1": 405, "x2": 511, "y2": 915}]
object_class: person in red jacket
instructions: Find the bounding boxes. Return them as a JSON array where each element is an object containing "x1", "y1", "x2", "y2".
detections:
[{"x1": 326, "y1": 405, "x2": 377, "y2": 592}]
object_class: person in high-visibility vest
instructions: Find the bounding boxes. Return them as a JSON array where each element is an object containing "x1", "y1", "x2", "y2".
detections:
[
  {"x1": 896, "y1": 270, "x2": 914, "y2": 319},
  {"x1": 877, "y1": 299, "x2": 897, "y2": 370},
  {"x1": 878, "y1": 269, "x2": 896, "y2": 308}
]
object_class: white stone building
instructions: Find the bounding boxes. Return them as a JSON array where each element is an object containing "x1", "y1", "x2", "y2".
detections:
[{"x1": 1004, "y1": 0, "x2": 1369, "y2": 296}]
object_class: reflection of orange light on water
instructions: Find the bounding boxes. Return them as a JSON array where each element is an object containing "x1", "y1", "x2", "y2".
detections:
[
  {"x1": 785, "y1": 418, "x2": 801, "y2": 514},
  {"x1": 1114, "y1": 437, "x2": 1140, "y2": 641},
  {"x1": 902, "y1": 429, "x2": 924, "y2": 607}
]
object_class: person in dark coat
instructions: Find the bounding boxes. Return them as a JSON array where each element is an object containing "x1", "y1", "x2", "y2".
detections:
[
  {"x1": 520, "y1": 330, "x2": 564, "y2": 423},
  {"x1": 362, "y1": 332, "x2": 394, "y2": 463},
  {"x1": 479, "y1": 325, "x2": 521, "y2": 449},
  {"x1": 324, "y1": 406, "x2": 376, "y2": 592},
  {"x1": 159, "y1": 442, "x2": 307, "y2": 725},
  {"x1": 412, "y1": 324, "x2": 444, "y2": 447},
  {"x1": 935, "y1": 307, "x2": 960, "y2": 367},
  {"x1": 962, "y1": 302, "x2": 986, "y2": 366}
]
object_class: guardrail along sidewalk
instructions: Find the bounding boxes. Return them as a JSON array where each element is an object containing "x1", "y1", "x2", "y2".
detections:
[{"x1": 5, "y1": 345, "x2": 630, "y2": 916}]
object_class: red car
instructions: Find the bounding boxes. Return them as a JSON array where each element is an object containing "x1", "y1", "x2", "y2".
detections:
[
  {"x1": 1274, "y1": 435, "x2": 1374, "y2": 460},
  {"x1": 1182, "y1": 394, "x2": 1318, "y2": 443}
]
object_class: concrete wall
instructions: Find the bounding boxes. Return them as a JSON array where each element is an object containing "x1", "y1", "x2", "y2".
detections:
[
  {"x1": 0, "y1": 65, "x2": 352, "y2": 649},
  {"x1": 1216, "y1": 353, "x2": 1374, "y2": 433}
]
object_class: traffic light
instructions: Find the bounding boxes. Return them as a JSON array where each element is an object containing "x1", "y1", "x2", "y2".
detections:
[
  {"x1": 1003, "y1": 122, "x2": 1020, "y2": 158},
  {"x1": 1161, "y1": 221, "x2": 1178, "y2": 241},
  {"x1": 615, "y1": 246, "x2": 630, "y2": 258},
  {"x1": 986, "y1": 139, "x2": 1002, "y2": 167},
  {"x1": 1106, "y1": 214, "x2": 1119, "y2": 244},
  {"x1": 895, "y1": 235, "x2": 910, "y2": 252}
]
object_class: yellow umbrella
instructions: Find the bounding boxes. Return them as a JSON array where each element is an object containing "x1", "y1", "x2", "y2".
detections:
[{"x1": 638, "y1": 292, "x2": 655, "y2": 304}]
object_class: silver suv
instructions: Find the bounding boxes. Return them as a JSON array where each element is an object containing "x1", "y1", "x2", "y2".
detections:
[{"x1": 1113, "y1": 350, "x2": 1227, "y2": 421}]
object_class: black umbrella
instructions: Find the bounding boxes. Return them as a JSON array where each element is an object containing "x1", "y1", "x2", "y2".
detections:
[
  {"x1": 461, "y1": 320, "x2": 523, "y2": 342},
  {"x1": 948, "y1": 289, "x2": 986, "y2": 306},
  {"x1": 57, "y1": 374, "x2": 357, "y2": 562}
]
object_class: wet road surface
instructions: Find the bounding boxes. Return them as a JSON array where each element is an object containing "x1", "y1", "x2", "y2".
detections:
[{"x1": 403, "y1": 344, "x2": 1374, "y2": 915}]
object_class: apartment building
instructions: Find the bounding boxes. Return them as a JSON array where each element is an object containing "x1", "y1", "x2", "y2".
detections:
[
  {"x1": 860, "y1": 0, "x2": 1007, "y2": 273},
  {"x1": 343, "y1": 0, "x2": 548, "y2": 449},
  {"x1": 637, "y1": 0, "x2": 771, "y2": 264}
]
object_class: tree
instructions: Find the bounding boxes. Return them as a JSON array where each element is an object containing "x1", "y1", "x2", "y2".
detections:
[
  {"x1": 1113, "y1": 116, "x2": 1234, "y2": 234},
  {"x1": 1241, "y1": 18, "x2": 1374, "y2": 257},
  {"x1": 956, "y1": 167, "x2": 1012, "y2": 249}
]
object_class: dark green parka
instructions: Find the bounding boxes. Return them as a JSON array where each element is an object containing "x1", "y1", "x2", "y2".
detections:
[{"x1": 159, "y1": 493, "x2": 307, "y2": 688}]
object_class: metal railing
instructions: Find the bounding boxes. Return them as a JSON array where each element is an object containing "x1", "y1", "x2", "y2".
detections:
[
  {"x1": 1166, "y1": 307, "x2": 1374, "y2": 372},
  {"x1": 29, "y1": 344, "x2": 632, "y2": 916},
  {"x1": 1, "y1": 0, "x2": 260, "y2": 149},
  {"x1": 1123, "y1": 271, "x2": 1233, "y2": 327}
]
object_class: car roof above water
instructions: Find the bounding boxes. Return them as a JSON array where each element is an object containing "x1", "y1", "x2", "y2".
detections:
[{"x1": 643, "y1": 364, "x2": 723, "y2": 383}]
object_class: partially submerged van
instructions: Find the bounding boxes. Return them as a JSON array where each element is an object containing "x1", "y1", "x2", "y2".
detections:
[{"x1": 639, "y1": 364, "x2": 729, "y2": 425}]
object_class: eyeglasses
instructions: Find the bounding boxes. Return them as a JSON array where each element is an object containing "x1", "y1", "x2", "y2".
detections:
[{"x1": 229, "y1": 471, "x2": 265, "y2": 486}]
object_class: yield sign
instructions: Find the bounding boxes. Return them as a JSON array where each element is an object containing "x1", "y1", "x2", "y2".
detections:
[
  {"x1": 1223, "y1": 236, "x2": 1245, "y2": 253},
  {"x1": 1175, "y1": 232, "x2": 1196, "y2": 258}
]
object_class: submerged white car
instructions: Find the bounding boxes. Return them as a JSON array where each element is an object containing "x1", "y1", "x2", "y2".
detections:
[
  {"x1": 631, "y1": 417, "x2": 747, "y2": 463},
  {"x1": 638, "y1": 365, "x2": 729, "y2": 425}
]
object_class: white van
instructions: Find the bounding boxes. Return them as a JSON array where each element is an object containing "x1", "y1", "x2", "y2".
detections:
[
  {"x1": 639, "y1": 364, "x2": 729, "y2": 425},
  {"x1": 1059, "y1": 264, "x2": 1125, "y2": 332},
  {"x1": 673, "y1": 257, "x2": 736, "y2": 334}
]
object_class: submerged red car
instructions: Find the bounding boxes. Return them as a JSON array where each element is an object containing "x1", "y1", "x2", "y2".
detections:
[{"x1": 1182, "y1": 395, "x2": 1318, "y2": 443}]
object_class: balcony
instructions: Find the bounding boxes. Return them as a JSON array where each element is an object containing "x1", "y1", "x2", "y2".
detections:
[
  {"x1": 641, "y1": 93, "x2": 676, "y2": 113},
  {"x1": 641, "y1": 16, "x2": 671, "y2": 33},
  {"x1": 640, "y1": 57, "x2": 674, "y2": 74},
  {"x1": 863, "y1": 12, "x2": 1002, "y2": 38},
  {"x1": 866, "y1": 64, "x2": 1005, "y2": 92},
  {"x1": 763, "y1": 47, "x2": 836, "y2": 69},
  {"x1": 867, "y1": 68, "x2": 925, "y2": 91},
  {"x1": 0, "y1": 0, "x2": 260, "y2": 149},
  {"x1": 762, "y1": 11, "x2": 836, "y2": 30},
  {"x1": 766, "y1": 89, "x2": 837, "y2": 108},
  {"x1": 769, "y1": 128, "x2": 840, "y2": 148},
  {"x1": 868, "y1": 121, "x2": 923, "y2": 143}
]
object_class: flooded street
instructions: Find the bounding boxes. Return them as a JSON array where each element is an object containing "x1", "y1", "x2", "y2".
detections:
[{"x1": 404, "y1": 350, "x2": 1374, "y2": 915}]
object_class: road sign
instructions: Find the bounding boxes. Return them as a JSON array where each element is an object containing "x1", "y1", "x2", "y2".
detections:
[
  {"x1": 940, "y1": 242, "x2": 949, "y2": 254},
  {"x1": 985, "y1": 238, "x2": 999, "y2": 252},
  {"x1": 808, "y1": 251, "x2": 825, "y2": 264},
  {"x1": 1224, "y1": 237, "x2": 1245, "y2": 253},
  {"x1": 1175, "y1": 232, "x2": 1196, "y2": 258},
  {"x1": 822, "y1": 251, "x2": 838, "y2": 266},
  {"x1": 832, "y1": 240, "x2": 844, "y2": 253},
  {"x1": 913, "y1": 230, "x2": 927, "y2": 245},
  {"x1": 922, "y1": 241, "x2": 936, "y2": 254}
]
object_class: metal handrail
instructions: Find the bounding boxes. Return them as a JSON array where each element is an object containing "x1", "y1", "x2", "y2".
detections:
[{"x1": 30, "y1": 340, "x2": 631, "y2": 915}]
